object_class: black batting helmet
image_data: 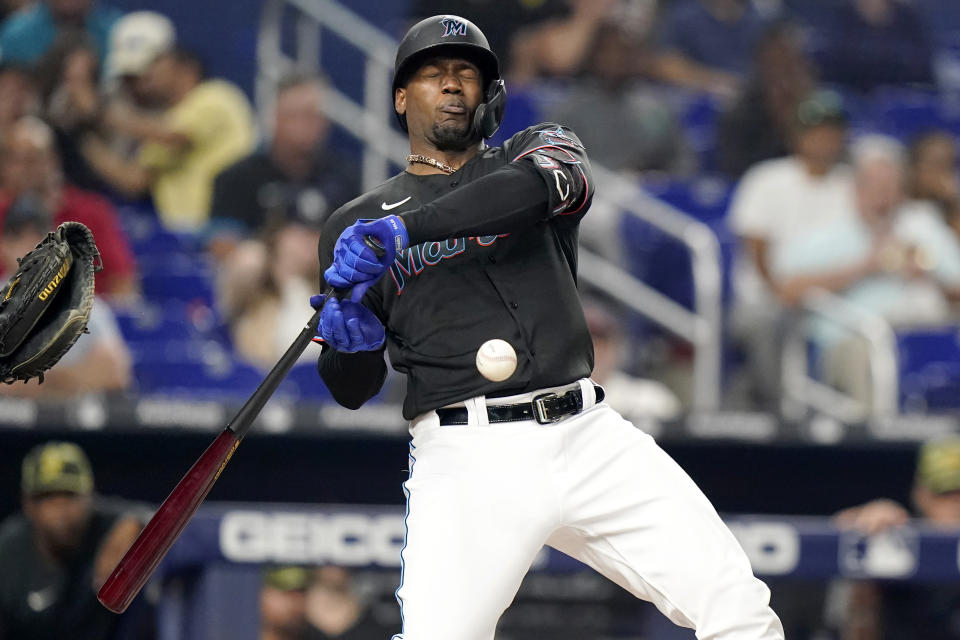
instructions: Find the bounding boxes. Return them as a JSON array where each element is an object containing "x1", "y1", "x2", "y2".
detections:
[{"x1": 392, "y1": 15, "x2": 506, "y2": 139}]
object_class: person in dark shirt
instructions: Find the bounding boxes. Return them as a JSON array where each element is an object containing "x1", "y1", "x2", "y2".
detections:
[
  {"x1": 815, "y1": 0, "x2": 934, "y2": 93},
  {"x1": 0, "y1": 441, "x2": 146, "y2": 640},
  {"x1": 209, "y1": 73, "x2": 359, "y2": 256},
  {"x1": 303, "y1": 566, "x2": 393, "y2": 640},
  {"x1": 260, "y1": 566, "x2": 309, "y2": 640},
  {"x1": 311, "y1": 14, "x2": 784, "y2": 639},
  {"x1": 716, "y1": 21, "x2": 817, "y2": 177},
  {"x1": 653, "y1": 0, "x2": 771, "y2": 98}
]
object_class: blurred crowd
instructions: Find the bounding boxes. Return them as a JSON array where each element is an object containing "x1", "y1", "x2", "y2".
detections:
[{"x1": 0, "y1": 0, "x2": 956, "y2": 419}]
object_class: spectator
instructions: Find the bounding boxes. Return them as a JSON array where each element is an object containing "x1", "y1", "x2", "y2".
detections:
[
  {"x1": 260, "y1": 565, "x2": 309, "y2": 640},
  {"x1": 653, "y1": 0, "x2": 772, "y2": 98},
  {"x1": 80, "y1": 47, "x2": 255, "y2": 231},
  {"x1": 815, "y1": 0, "x2": 934, "y2": 93},
  {"x1": 102, "y1": 10, "x2": 175, "y2": 91},
  {"x1": 832, "y1": 436, "x2": 960, "y2": 638},
  {"x1": 209, "y1": 73, "x2": 359, "y2": 258},
  {"x1": 727, "y1": 88, "x2": 853, "y2": 408},
  {"x1": 93, "y1": 11, "x2": 175, "y2": 205},
  {"x1": 0, "y1": 441, "x2": 147, "y2": 639},
  {"x1": 546, "y1": 22, "x2": 694, "y2": 174},
  {"x1": 584, "y1": 300, "x2": 681, "y2": 423},
  {"x1": 0, "y1": 195, "x2": 132, "y2": 398},
  {"x1": 0, "y1": 0, "x2": 32, "y2": 23},
  {"x1": 506, "y1": 0, "x2": 620, "y2": 86},
  {"x1": 908, "y1": 130, "x2": 960, "y2": 223},
  {"x1": 303, "y1": 566, "x2": 393, "y2": 639},
  {"x1": 0, "y1": 63, "x2": 38, "y2": 142},
  {"x1": 0, "y1": 0, "x2": 123, "y2": 67},
  {"x1": 716, "y1": 21, "x2": 817, "y2": 177},
  {"x1": 35, "y1": 32, "x2": 108, "y2": 192},
  {"x1": 0, "y1": 116, "x2": 138, "y2": 301},
  {"x1": 217, "y1": 208, "x2": 321, "y2": 369},
  {"x1": 774, "y1": 136, "x2": 960, "y2": 403}
]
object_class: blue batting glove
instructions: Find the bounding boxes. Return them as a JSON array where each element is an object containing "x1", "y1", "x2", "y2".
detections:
[
  {"x1": 317, "y1": 297, "x2": 385, "y2": 352},
  {"x1": 324, "y1": 215, "x2": 408, "y2": 290}
]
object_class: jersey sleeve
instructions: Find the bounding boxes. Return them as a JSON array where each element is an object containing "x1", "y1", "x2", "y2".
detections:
[
  {"x1": 398, "y1": 123, "x2": 594, "y2": 245},
  {"x1": 503, "y1": 123, "x2": 593, "y2": 219}
]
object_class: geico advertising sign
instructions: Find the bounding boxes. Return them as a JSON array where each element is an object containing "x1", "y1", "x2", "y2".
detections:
[{"x1": 219, "y1": 511, "x2": 406, "y2": 566}]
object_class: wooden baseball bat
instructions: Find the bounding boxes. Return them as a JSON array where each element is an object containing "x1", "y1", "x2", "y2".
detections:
[
  {"x1": 99, "y1": 237, "x2": 386, "y2": 614},
  {"x1": 98, "y1": 296, "x2": 329, "y2": 613}
]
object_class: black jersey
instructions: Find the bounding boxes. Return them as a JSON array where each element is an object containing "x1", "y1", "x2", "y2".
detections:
[{"x1": 317, "y1": 123, "x2": 595, "y2": 419}]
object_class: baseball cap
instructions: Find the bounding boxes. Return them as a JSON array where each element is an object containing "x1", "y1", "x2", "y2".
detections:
[
  {"x1": 262, "y1": 565, "x2": 311, "y2": 591},
  {"x1": 21, "y1": 441, "x2": 94, "y2": 497},
  {"x1": 106, "y1": 11, "x2": 175, "y2": 78},
  {"x1": 795, "y1": 89, "x2": 848, "y2": 130},
  {"x1": 916, "y1": 437, "x2": 960, "y2": 494}
]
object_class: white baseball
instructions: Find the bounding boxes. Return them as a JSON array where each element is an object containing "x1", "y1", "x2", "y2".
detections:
[{"x1": 476, "y1": 339, "x2": 517, "y2": 382}]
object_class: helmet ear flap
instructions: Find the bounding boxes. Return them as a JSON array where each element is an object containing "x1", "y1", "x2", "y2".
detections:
[{"x1": 473, "y1": 78, "x2": 506, "y2": 139}]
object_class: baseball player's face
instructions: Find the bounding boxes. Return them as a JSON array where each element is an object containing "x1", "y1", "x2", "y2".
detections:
[{"x1": 396, "y1": 56, "x2": 483, "y2": 151}]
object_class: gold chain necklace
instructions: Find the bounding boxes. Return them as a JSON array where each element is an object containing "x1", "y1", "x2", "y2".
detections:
[{"x1": 406, "y1": 154, "x2": 455, "y2": 174}]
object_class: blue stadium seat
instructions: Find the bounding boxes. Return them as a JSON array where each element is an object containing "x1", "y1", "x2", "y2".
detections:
[
  {"x1": 623, "y1": 177, "x2": 738, "y2": 311},
  {"x1": 140, "y1": 271, "x2": 216, "y2": 307},
  {"x1": 115, "y1": 305, "x2": 195, "y2": 342},
  {"x1": 868, "y1": 88, "x2": 956, "y2": 139},
  {"x1": 897, "y1": 326, "x2": 960, "y2": 376},
  {"x1": 897, "y1": 327, "x2": 960, "y2": 412},
  {"x1": 132, "y1": 354, "x2": 298, "y2": 401},
  {"x1": 285, "y1": 361, "x2": 334, "y2": 402}
]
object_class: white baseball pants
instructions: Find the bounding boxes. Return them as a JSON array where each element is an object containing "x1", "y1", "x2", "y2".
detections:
[{"x1": 391, "y1": 380, "x2": 784, "y2": 640}]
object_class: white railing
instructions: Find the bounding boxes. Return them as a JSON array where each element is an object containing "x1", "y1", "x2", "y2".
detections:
[
  {"x1": 781, "y1": 288, "x2": 899, "y2": 422},
  {"x1": 582, "y1": 168, "x2": 723, "y2": 411},
  {"x1": 256, "y1": 0, "x2": 724, "y2": 410}
]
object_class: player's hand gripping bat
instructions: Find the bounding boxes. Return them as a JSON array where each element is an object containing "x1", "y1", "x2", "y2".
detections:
[{"x1": 98, "y1": 240, "x2": 384, "y2": 614}]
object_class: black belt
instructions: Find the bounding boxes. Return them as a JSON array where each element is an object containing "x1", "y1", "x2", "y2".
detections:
[{"x1": 436, "y1": 385, "x2": 605, "y2": 426}]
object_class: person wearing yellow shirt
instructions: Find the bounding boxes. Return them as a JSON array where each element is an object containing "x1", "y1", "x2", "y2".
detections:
[{"x1": 81, "y1": 47, "x2": 255, "y2": 230}]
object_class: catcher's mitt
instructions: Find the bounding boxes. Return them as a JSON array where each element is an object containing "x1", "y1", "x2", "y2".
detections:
[{"x1": 0, "y1": 221, "x2": 101, "y2": 383}]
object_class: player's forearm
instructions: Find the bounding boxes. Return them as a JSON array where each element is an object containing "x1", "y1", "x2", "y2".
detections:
[
  {"x1": 317, "y1": 348, "x2": 388, "y2": 409},
  {"x1": 399, "y1": 162, "x2": 549, "y2": 245}
]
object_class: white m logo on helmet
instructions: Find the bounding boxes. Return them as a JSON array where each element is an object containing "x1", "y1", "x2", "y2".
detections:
[{"x1": 440, "y1": 18, "x2": 467, "y2": 37}]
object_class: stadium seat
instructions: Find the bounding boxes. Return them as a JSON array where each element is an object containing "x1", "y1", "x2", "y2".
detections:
[
  {"x1": 896, "y1": 326, "x2": 960, "y2": 412},
  {"x1": 132, "y1": 354, "x2": 298, "y2": 401},
  {"x1": 285, "y1": 361, "x2": 334, "y2": 402},
  {"x1": 140, "y1": 271, "x2": 216, "y2": 307},
  {"x1": 868, "y1": 88, "x2": 956, "y2": 139},
  {"x1": 623, "y1": 177, "x2": 738, "y2": 310}
]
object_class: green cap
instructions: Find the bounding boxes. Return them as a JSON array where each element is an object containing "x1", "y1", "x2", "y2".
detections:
[
  {"x1": 796, "y1": 89, "x2": 848, "y2": 130},
  {"x1": 916, "y1": 438, "x2": 960, "y2": 494},
  {"x1": 262, "y1": 566, "x2": 311, "y2": 592},
  {"x1": 21, "y1": 442, "x2": 94, "y2": 497}
]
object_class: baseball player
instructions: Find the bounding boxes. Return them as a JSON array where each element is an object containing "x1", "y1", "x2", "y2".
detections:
[{"x1": 313, "y1": 14, "x2": 784, "y2": 640}]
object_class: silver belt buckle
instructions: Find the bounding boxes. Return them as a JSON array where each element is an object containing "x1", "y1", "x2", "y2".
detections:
[{"x1": 533, "y1": 392, "x2": 561, "y2": 424}]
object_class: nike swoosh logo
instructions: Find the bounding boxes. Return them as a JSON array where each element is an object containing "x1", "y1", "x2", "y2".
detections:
[
  {"x1": 381, "y1": 196, "x2": 412, "y2": 210},
  {"x1": 27, "y1": 586, "x2": 57, "y2": 612}
]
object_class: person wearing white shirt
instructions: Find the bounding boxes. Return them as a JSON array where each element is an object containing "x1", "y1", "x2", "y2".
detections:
[{"x1": 726, "y1": 89, "x2": 853, "y2": 408}]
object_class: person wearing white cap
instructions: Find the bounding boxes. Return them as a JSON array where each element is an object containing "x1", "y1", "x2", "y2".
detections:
[{"x1": 104, "y1": 10, "x2": 174, "y2": 83}]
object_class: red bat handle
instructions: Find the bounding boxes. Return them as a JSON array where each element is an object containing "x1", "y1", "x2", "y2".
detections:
[{"x1": 97, "y1": 429, "x2": 239, "y2": 613}]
